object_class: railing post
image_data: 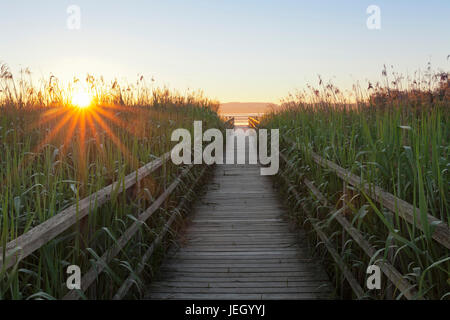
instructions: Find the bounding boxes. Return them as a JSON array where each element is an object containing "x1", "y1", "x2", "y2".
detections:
[
  {"x1": 385, "y1": 211, "x2": 396, "y2": 300},
  {"x1": 341, "y1": 181, "x2": 350, "y2": 297}
]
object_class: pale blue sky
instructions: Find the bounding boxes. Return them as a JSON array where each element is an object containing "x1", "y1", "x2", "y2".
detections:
[{"x1": 0, "y1": 0, "x2": 449, "y2": 102}]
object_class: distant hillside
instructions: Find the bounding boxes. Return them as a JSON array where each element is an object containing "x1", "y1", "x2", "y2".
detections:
[{"x1": 219, "y1": 102, "x2": 278, "y2": 115}]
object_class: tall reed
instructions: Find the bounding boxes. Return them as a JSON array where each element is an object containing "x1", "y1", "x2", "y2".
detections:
[
  {"x1": 0, "y1": 64, "x2": 223, "y2": 299},
  {"x1": 263, "y1": 70, "x2": 449, "y2": 299}
]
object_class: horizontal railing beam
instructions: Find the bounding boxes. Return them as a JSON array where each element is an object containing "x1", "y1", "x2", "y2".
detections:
[
  {"x1": 284, "y1": 137, "x2": 450, "y2": 249},
  {"x1": 113, "y1": 166, "x2": 208, "y2": 300},
  {"x1": 303, "y1": 177, "x2": 422, "y2": 300},
  {"x1": 63, "y1": 165, "x2": 193, "y2": 300},
  {"x1": 280, "y1": 151, "x2": 423, "y2": 299},
  {"x1": 0, "y1": 152, "x2": 171, "y2": 271},
  {"x1": 279, "y1": 170, "x2": 365, "y2": 299}
]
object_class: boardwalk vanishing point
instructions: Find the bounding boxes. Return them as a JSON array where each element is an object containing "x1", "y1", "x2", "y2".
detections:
[{"x1": 145, "y1": 124, "x2": 333, "y2": 300}]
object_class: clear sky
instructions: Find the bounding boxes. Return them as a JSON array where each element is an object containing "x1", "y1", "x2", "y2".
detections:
[{"x1": 0, "y1": 0, "x2": 449, "y2": 103}]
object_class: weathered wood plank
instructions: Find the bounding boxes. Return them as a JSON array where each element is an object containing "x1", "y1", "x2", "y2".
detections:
[
  {"x1": 191, "y1": 219, "x2": 285, "y2": 223},
  {"x1": 150, "y1": 281, "x2": 330, "y2": 288},
  {"x1": 158, "y1": 275, "x2": 331, "y2": 282},
  {"x1": 164, "y1": 258, "x2": 314, "y2": 264},
  {"x1": 158, "y1": 271, "x2": 329, "y2": 279},
  {"x1": 146, "y1": 293, "x2": 329, "y2": 300},
  {"x1": 148, "y1": 287, "x2": 330, "y2": 294},
  {"x1": 160, "y1": 266, "x2": 323, "y2": 273},
  {"x1": 160, "y1": 262, "x2": 318, "y2": 268},
  {"x1": 180, "y1": 245, "x2": 304, "y2": 251}
]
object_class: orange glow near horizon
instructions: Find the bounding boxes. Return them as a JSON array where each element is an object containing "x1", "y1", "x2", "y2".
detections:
[{"x1": 18, "y1": 104, "x2": 140, "y2": 187}]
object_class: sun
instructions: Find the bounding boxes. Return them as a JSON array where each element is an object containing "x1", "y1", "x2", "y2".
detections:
[{"x1": 72, "y1": 91, "x2": 92, "y2": 108}]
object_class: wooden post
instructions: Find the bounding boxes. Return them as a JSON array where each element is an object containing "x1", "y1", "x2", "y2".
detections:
[
  {"x1": 385, "y1": 211, "x2": 395, "y2": 300},
  {"x1": 341, "y1": 182, "x2": 347, "y2": 297}
]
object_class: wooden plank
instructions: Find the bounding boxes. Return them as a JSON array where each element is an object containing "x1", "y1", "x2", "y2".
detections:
[
  {"x1": 182, "y1": 245, "x2": 304, "y2": 250},
  {"x1": 160, "y1": 262, "x2": 317, "y2": 268},
  {"x1": 202, "y1": 195, "x2": 281, "y2": 200},
  {"x1": 188, "y1": 223, "x2": 289, "y2": 227},
  {"x1": 200, "y1": 200, "x2": 282, "y2": 205},
  {"x1": 183, "y1": 240, "x2": 301, "y2": 246},
  {"x1": 158, "y1": 275, "x2": 331, "y2": 282},
  {"x1": 160, "y1": 266, "x2": 322, "y2": 273},
  {"x1": 172, "y1": 248, "x2": 306, "y2": 258},
  {"x1": 164, "y1": 258, "x2": 314, "y2": 264},
  {"x1": 184, "y1": 231, "x2": 300, "y2": 236},
  {"x1": 183, "y1": 240, "x2": 303, "y2": 245},
  {"x1": 186, "y1": 225, "x2": 291, "y2": 229},
  {"x1": 0, "y1": 152, "x2": 171, "y2": 271},
  {"x1": 191, "y1": 219, "x2": 284, "y2": 223},
  {"x1": 181, "y1": 234, "x2": 303, "y2": 239},
  {"x1": 176, "y1": 240, "x2": 302, "y2": 245},
  {"x1": 146, "y1": 293, "x2": 328, "y2": 300},
  {"x1": 183, "y1": 237, "x2": 302, "y2": 242},
  {"x1": 192, "y1": 213, "x2": 284, "y2": 218},
  {"x1": 194, "y1": 206, "x2": 282, "y2": 210},
  {"x1": 185, "y1": 228, "x2": 291, "y2": 233},
  {"x1": 184, "y1": 234, "x2": 301, "y2": 239},
  {"x1": 181, "y1": 245, "x2": 304, "y2": 250},
  {"x1": 188, "y1": 224, "x2": 290, "y2": 228},
  {"x1": 197, "y1": 204, "x2": 285, "y2": 209},
  {"x1": 158, "y1": 271, "x2": 328, "y2": 278},
  {"x1": 150, "y1": 281, "x2": 330, "y2": 288},
  {"x1": 147, "y1": 287, "x2": 330, "y2": 294}
]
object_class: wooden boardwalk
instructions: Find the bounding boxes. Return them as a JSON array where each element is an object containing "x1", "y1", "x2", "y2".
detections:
[{"x1": 145, "y1": 128, "x2": 332, "y2": 300}]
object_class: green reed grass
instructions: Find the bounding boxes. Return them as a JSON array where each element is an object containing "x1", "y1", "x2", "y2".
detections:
[
  {"x1": 0, "y1": 66, "x2": 223, "y2": 299},
  {"x1": 263, "y1": 72, "x2": 449, "y2": 299}
]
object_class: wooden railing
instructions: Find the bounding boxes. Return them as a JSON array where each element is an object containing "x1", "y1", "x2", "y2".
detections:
[
  {"x1": 113, "y1": 166, "x2": 207, "y2": 300},
  {"x1": 285, "y1": 137, "x2": 450, "y2": 249},
  {"x1": 250, "y1": 120, "x2": 448, "y2": 299},
  {"x1": 0, "y1": 152, "x2": 170, "y2": 271},
  {"x1": 278, "y1": 137, "x2": 450, "y2": 299},
  {"x1": 0, "y1": 152, "x2": 208, "y2": 299},
  {"x1": 279, "y1": 152, "x2": 419, "y2": 299},
  {"x1": 65, "y1": 165, "x2": 208, "y2": 300}
]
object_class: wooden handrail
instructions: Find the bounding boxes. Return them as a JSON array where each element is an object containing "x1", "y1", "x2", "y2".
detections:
[
  {"x1": 279, "y1": 170, "x2": 365, "y2": 299},
  {"x1": 0, "y1": 152, "x2": 171, "y2": 271},
  {"x1": 113, "y1": 166, "x2": 208, "y2": 299},
  {"x1": 303, "y1": 176, "x2": 422, "y2": 299},
  {"x1": 284, "y1": 137, "x2": 450, "y2": 249},
  {"x1": 63, "y1": 165, "x2": 194, "y2": 300},
  {"x1": 280, "y1": 152, "x2": 422, "y2": 299}
]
